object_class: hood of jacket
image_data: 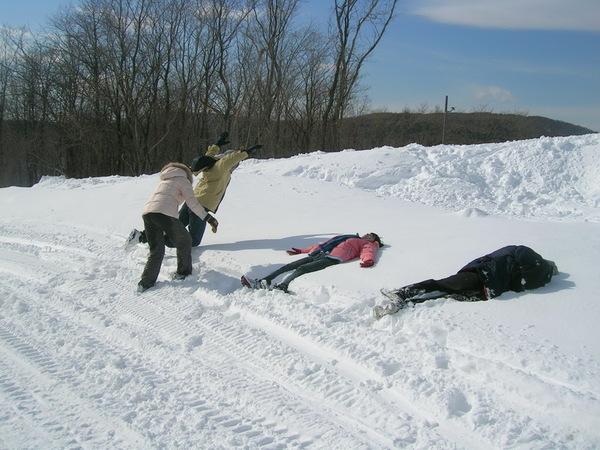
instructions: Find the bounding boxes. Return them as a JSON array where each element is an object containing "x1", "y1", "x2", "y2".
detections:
[{"x1": 160, "y1": 163, "x2": 193, "y2": 183}]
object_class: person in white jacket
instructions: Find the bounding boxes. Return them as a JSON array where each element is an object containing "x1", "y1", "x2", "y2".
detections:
[{"x1": 137, "y1": 163, "x2": 218, "y2": 292}]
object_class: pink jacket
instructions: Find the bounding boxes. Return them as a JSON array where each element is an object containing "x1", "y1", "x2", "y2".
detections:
[
  {"x1": 142, "y1": 163, "x2": 208, "y2": 220},
  {"x1": 300, "y1": 238, "x2": 379, "y2": 264}
]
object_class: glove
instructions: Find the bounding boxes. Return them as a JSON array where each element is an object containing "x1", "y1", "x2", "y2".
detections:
[
  {"x1": 286, "y1": 248, "x2": 302, "y2": 255},
  {"x1": 205, "y1": 214, "x2": 219, "y2": 233},
  {"x1": 360, "y1": 260, "x2": 374, "y2": 268},
  {"x1": 243, "y1": 144, "x2": 262, "y2": 156},
  {"x1": 214, "y1": 131, "x2": 230, "y2": 147}
]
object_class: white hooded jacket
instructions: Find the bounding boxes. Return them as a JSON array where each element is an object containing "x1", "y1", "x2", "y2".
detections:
[{"x1": 142, "y1": 163, "x2": 209, "y2": 220}]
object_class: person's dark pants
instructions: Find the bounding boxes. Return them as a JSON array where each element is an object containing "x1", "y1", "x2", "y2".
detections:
[
  {"x1": 165, "y1": 203, "x2": 207, "y2": 248},
  {"x1": 265, "y1": 253, "x2": 340, "y2": 287},
  {"x1": 436, "y1": 271, "x2": 482, "y2": 293},
  {"x1": 398, "y1": 271, "x2": 485, "y2": 302},
  {"x1": 140, "y1": 213, "x2": 193, "y2": 289}
]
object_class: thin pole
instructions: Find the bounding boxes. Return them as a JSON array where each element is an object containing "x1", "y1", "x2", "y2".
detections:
[{"x1": 442, "y1": 95, "x2": 448, "y2": 144}]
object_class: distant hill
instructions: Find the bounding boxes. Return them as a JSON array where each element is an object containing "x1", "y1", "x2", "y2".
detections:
[{"x1": 339, "y1": 112, "x2": 595, "y2": 149}]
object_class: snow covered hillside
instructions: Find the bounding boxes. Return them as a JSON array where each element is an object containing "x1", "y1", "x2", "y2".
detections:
[{"x1": 1, "y1": 134, "x2": 599, "y2": 448}]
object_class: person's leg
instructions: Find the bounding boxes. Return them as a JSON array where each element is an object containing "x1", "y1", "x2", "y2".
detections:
[
  {"x1": 263, "y1": 256, "x2": 316, "y2": 284},
  {"x1": 276, "y1": 256, "x2": 339, "y2": 291},
  {"x1": 165, "y1": 205, "x2": 190, "y2": 249},
  {"x1": 140, "y1": 213, "x2": 167, "y2": 289},
  {"x1": 179, "y1": 203, "x2": 190, "y2": 227},
  {"x1": 393, "y1": 279, "x2": 439, "y2": 299},
  {"x1": 435, "y1": 271, "x2": 482, "y2": 293},
  {"x1": 163, "y1": 215, "x2": 193, "y2": 276},
  {"x1": 394, "y1": 271, "x2": 484, "y2": 302},
  {"x1": 187, "y1": 210, "x2": 207, "y2": 247}
]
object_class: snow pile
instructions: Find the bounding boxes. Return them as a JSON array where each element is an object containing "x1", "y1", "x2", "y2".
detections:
[
  {"x1": 245, "y1": 134, "x2": 600, "y2": 221},
  {"x1": 1, "y1": 134, "x2": 599, "y2": 448}
]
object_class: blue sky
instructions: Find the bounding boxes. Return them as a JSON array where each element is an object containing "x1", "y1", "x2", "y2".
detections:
[{"x1": 3, "y1": 0, "x2": 599, "y2": 131}]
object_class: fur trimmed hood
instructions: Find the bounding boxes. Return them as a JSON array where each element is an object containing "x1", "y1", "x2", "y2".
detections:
[{"x1": 160, "y1": 162, "x2": 194, "y2": 184}]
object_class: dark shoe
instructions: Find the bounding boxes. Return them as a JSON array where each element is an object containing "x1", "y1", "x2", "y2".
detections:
[
  {"x1": 172, "y1": 272, "x2": 189, "y2": 281},
  {"x1": 273, "y1": 283, "x2": 289, "y2": 293},
  {"x1": 137, "y1": 282, "x2": 151, "y2": 293}
]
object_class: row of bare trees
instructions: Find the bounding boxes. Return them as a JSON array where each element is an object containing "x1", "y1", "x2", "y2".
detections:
[{"x1": 0, "y1": 0, "x2": 397, "y2": 186}]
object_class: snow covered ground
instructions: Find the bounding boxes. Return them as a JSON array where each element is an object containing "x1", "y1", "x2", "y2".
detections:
[{"x1": 1, "y1": 133, "x2": 599, "y2": 449}]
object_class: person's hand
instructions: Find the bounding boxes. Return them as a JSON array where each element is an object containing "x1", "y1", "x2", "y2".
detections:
[
  {"x1": 360, "y1": 260, "x2": 374, "y2": 268},
  {"x1": 215, "y1": 131, "x2": 230, "y2": 147},
  {"x1": 243, "y1": 144, "x2": 262, "y2": 156},
  {"x1": 205, "y1": 214, "x2": 218, "y2": 233},
  {"x1": 286, "y1": 248, "x2": 302, "y2": 255}
]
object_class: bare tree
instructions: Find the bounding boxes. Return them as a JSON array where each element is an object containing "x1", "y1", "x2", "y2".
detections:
[
  {"x1": 0, "y1": 27, "x2": 27, "y2": 185},
  {"x1": 242, "y1": 0, "x2": 313, "y2": 156},
  {"x1": 0, "y1": 0, "x2": 400, "y2": 185},
  {"x1": 322, "y1": 0, "x2": 398, "y2": 150}
]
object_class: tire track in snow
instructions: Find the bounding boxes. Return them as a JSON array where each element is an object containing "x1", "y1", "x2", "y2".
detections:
[
  {"x1": 0, "y1": 223, "x2": 502, "y2": 447},
  {"x1": 2, "y1": 223, "x2": 382, "y2": 446},
  {"x1": 0, "y1": 327, "x2": 151, "y2": 449},
  {"x1": 230, "y1": 289, "x2": 600, "y2": 449},
  {"x1": 114, "y1": 284, "x2": 398, "y2": 447},
  {"x1": 3, "y1": 221, "x2": 596, "y2": 448},
  {"x1": 227, "y1": 299, "x2": 493, "y2": 449},
  {"x1": 0, "y1": 226, "x2": 314, "y2": 448}
]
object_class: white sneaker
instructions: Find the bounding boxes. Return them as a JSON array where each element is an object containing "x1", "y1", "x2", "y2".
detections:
[
  {"x1": 241, "y1": 275, "x2": 258, "y2": 289},
  {"x1": 380, "y1": 289, "x2": 402, "y2": 302},
  {"x1": 124, "y1": 229, "x2": 141, "y2": 249},
  {"x1": 372, "y1": 302, "x2": 401, "y2": 320}
]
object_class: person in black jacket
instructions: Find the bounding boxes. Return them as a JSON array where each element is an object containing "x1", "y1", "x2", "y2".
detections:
[{"x1": 373, "y1": 245, "x2": 558, "y2": 320}]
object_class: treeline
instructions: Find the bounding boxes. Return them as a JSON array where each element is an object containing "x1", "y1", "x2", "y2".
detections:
[
  {"x1": 339, "y1": 111, "x2": 595, "y2": 149},
  {"x1": 0, "y1": 0, "x2": 398, "y2": 187}
]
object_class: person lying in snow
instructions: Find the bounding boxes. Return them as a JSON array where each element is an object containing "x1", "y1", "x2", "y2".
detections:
[
  {"x1": 373, "y1": 245, "x2": 558, "y2": 320},
  {"x1": 242, "y1": 233, "x2": 383, "y2": 293}
]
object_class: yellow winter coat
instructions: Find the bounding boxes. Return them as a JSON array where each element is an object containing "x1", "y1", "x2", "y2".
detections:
[{"x1": 193, "y1": 144, "x2": 249, "y2": 212}]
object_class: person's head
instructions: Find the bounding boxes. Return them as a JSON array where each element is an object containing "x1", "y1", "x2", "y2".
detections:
[
  {"x1": 190, "y1": 155, "x2": 217, "y2": 174},
  {"x1": 161, "y1": 162, "x2": 194, "y2": 183},
  {"x1": 362, "y1": 232, "x2": 383, "y2": 248}
]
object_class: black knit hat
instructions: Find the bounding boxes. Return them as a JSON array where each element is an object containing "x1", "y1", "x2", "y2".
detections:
[
  {"x1": 369, "y1": 232, "x2": 383, "y2": 247},
  {"x1": 190, "y1": 155, "x2": 217, "y2": 172}
]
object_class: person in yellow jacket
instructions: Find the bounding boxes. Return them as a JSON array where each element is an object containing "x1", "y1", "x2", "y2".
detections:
[
  {"x1": 167, "y1": 131, "x2": 261, "y2": 247},
  {"x1": 130, "y1": 132, "x2": 261, "y2": 249}
]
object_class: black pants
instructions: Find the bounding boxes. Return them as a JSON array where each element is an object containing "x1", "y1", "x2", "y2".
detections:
[
  {"x1": 401, "y1": 271, "x2": 485, "y2": 301},
  {"x1": 264, "y1": 253, "x2": 340, "y2": 287},
  {"x1": 140, "y1": 213, "x2": 193, "y2": 288}
]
